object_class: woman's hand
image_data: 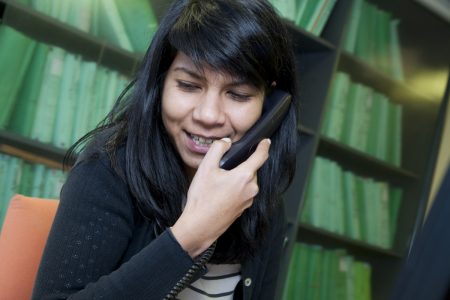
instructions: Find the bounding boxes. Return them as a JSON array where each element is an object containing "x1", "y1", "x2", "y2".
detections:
[{"x1": 171, "y1": 138, "x2": 271, "y2": 258}]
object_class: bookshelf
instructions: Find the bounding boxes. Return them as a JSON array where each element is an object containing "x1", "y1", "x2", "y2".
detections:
[
  {"x1": 277, "y1": 0, "x2": 449, "y2": 299},
  {"x1": 0, "y1": 0, "x2": 449, "y2": 299}
]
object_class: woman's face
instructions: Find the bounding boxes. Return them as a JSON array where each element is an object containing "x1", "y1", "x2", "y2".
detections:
[{"x1": 161, "y1": 52, "x2": 264, "y2": 176}]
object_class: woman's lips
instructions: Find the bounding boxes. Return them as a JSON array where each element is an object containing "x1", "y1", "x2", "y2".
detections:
[{"x1": 184, "y1": 132, "x2": 214, "y2": 154}]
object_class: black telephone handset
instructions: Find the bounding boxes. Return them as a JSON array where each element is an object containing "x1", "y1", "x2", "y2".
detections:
[{"x1": 219, "y1": 89, "x2": 292, "y2": 170}]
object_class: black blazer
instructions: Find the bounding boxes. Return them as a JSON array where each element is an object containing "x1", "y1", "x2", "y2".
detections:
[{"x1": 390, "y1": 165, "x2": 450, "y2": 300}]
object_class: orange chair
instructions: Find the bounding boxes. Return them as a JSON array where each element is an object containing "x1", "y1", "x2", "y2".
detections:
[{"x1": 0, "y1": 194, "x2": 59, "y2": 300}]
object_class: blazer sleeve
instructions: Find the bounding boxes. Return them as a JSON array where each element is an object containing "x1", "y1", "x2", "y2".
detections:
[{"x1": 32, "y1": 157, "x2": 195, "y2": 300}]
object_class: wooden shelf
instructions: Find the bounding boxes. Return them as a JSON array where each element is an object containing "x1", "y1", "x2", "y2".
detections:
[
  {"x1": 338, "y1": 52, "x2": 439, "y2": 104},
  {"x1": 297, "y1": 222, "x2": 403, "y2": 259},
  {"x1": 317, "y1": 135, "x2": 419, "y2": 186},
  {"x1": 0, "y1": 130, "x2": 68, "y2": 169}
]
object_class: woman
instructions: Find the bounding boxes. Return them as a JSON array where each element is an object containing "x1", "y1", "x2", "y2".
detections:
[{"x1": 32, "y1": 0, "x2": 298, "y2": 299}]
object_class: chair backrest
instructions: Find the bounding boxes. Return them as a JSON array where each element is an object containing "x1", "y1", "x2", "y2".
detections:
[{"x1": 0, "y1": 194, "x2": 59, "y2": 300}]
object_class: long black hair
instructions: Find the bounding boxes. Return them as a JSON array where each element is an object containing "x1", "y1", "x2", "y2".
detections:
[{"x1": 67, "y1": 0, "x2": 298, "y2": 262}]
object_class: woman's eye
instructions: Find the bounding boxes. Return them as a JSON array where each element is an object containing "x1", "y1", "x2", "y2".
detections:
[
  {"x1": 228, "y1": 91, "x2": 251, "y2": 101},
  {"x1": 176, "y1": 81, "x2": 200, "y2": 92}
]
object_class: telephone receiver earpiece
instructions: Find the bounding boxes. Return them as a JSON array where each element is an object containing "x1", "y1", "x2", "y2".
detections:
[{"x1": 219, "y1": 89, "x2": 292, "y2": 170}]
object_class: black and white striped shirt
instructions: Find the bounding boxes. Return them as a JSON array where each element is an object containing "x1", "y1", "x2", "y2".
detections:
[{"x1": 177, "y1": 263, "x2": 241, "y2": 299}]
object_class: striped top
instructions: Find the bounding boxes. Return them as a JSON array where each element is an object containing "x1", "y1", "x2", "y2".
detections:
[{"x1": 177, "y1": 263, "x2": 242, "y2": 299}]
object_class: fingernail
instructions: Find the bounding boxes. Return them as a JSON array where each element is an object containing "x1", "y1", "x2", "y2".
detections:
[
  {"x1": 266, "y1": 138, "x2": 271, "y2": 145},
  {"x1": 221, "y1": 137, "x2": 231, "y2": 143}
]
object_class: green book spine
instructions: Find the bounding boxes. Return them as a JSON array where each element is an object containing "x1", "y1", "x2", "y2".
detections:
[
  {"x1": 0, "y1": 154, "x2": 10, "y2": 227},
  {"x1": 89, "y1": 67, "x2": 110, "y2": 131},
  {"x1": 341, "y1": 82, "x2": 362, "y2": 147},
  {"x1": 53, "y1": 53, "x2": 82, "y2": 149},
  {"x1": 282, "y1": 243, "x2": 301, "y2": 300},
  {"x1": 310, "y1": 0, "x2": 338, "y2": 36},
  {"x1": 344, "y1": 255, "x2": 355, "y2": 300},
  {"x1": 17, "y1": 162, "x2": 34, "y2": 196},
  {"x1": 353, "y1": 261, "x2": 371, "y2": 300},
  {"x1": 8, "y1": 43, "x2": 49, "y2": 137},
  {"x1": 390, "y1": 19, "x2": 404, "y2": 81},
  {"x1": 389, "y1": 187, "x2": 403, "y2": 246},
  {"x1": 66, "y1": 0, "x2": 92, "y2": 33},
  {"x1": 90, "y1": 0, "x2": 99, "y2": 36},
  {"x1": 361, "y1": 262, "x2": 372, "y2": 300},
  {"x1": 295, "y1": 0, "x2": 309, "y2": 26},
  {"x1": 297, "y1": 243, "x2": 311, "y2": 299},
  {"x1": 365, "y1": 179, "x2": 378, "y2": 245},
  {"x1": 106, "y1": 71, "x2": 121, "y2": 110},
  {"x1": 42, "y1": 168, "x2": 65, "y2": 199},
  {"x1": 273, "y1": 0, "x2": 297, "y2": 21},
  {"x1": 334, "y1": 249, "x2": 349, "y2": 299},
  {"x1": 114, "y1": 0, "x2": 159, "y2": 53},
  {"x1": 355, "y1": 2, "x2": 378, "y2": 65},
  {"x1": 375, "y1": 94, "x2": 390, "y2": 161},
  {"x1": 343, "y1": 171, "x2": 361, "y2": 240},
  {"x1": 97, "y1": 0, "x2": 133, "y2": 51},
  {"x1": 388, "y1": 103, "x2": 403, "y2": 166},
  {"x1": 366, "y1": 92, "x2": 382, "y2": 157},
  {"x1": 297, "y1": 0, "x2": 319, "y2": 29},
  {"x1": 331, "y1": 73, "x2": 351, "y2": 141},
  {"x1": 300, "y1": 158, "x2": 318, "y2": 223},
  {"x1": 30, "y1": 47, "x2": 65, "y2": 144},
  {"x1": 328, "y1": 161, "x2": 344, "y2": 235},
  {"x1": 342, "y1": 0, "x2": 363, "y2": 53},
  {"x1": 31, "y1": 0, "x2": 52, "y2": 16},
  {"x1": 355, "y1": 176, "x2": 368, "y2": 243},
  {"x1": 0, "y1": 27, "x2": 37, "y2": 128},
  {"x1": 305, "y1": 0, "x2": 327, "y2": 32},
  {"x1": 370, "y1": 180, "x2": 381, "y2": 246},
  {"x1": 48, "y1": 0, "x2": 62, "y2": 19},
  {"x1": 315, "y1": 158, "x2": 328, "y2": 229},
  {"x1": 376, "y1": 8, "x2": 392, "y2": 75},
  {"x1": 319, "y1": 249, "x2": 333, "y2": 300},
  {"x1": 71, "y1": 62, "x2": 97, "y2": 143},
  {"x1": 115, "y1": 75, "x2": 130, "y2": 104},
  {"x1": 356, "y1": 85, "x2": 373, "y2": 152},
  {"x1": 306, "y1": 245, "x2": 323, "y2": 300},
  {"x1": 30, "y1": 164, "x2": 46, "y2": 197},
  {"x1": 0, "y1": 156, "x2": 23, "y2": 227},
  {"x1": 379, "y1": 182, "x2": 391, "y2": 248}
]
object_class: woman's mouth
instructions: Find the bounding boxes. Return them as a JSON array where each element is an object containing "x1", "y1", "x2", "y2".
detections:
[
  {"x1": 185, "y1": 132, "x2": 229, "y2": 154},
  {"x1": 190, "y1": 134, "x2": 215, "y2": 146}
]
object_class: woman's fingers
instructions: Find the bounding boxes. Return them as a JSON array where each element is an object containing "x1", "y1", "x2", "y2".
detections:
[
  {"x1": 237, "y1": 138, "x2": 271, "y2": 172},
  {"x1": 200, "y1": 137, "x2": 232, "y2": 170}
]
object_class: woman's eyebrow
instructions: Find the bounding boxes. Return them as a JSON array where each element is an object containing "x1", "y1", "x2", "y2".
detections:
[{"x1": 172, "y1": 67, "x2": 205, "y2": 81}]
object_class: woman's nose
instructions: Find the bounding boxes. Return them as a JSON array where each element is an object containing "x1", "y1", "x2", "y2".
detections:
[{"x1": 192, "y1": 92, "x2": 226, "y2": 126}]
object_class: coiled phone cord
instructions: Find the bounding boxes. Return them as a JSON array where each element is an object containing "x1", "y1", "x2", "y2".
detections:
[{"x1": 163, "y1": 240, "x2": 217, "y2": 299}]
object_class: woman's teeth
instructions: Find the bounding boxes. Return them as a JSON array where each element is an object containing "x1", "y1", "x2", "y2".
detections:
[{"x1": 191, "y1": 134, "x2": 215, "y2": 146}]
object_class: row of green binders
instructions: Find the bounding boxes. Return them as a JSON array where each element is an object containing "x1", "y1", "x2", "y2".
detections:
[
  {"x1": 17, "y1": 0, "x2": 158, "y2": 53},
  {"x1": 270, "y1": 0, "x2": 404, "y2": 80},
  {"x1": 301, "y1": 157, "x2": 402, "y2": 249},
  {"x1": 282, "y1": 242, "x2": 371, "y2": 300},
  {"x1": 0, "y1": 27, "x2": 130, "y2": 149},
  {"x1": 321, "y1": 72, "x2": 403, "y2": 166},
  {"x1": 0, "y1": 153, "x2": 66, "y2": 229}
]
